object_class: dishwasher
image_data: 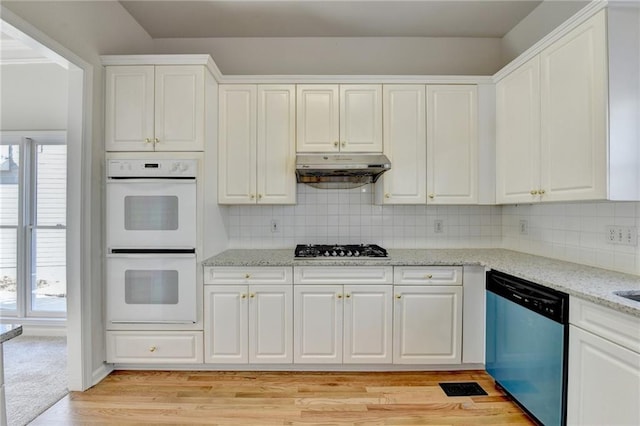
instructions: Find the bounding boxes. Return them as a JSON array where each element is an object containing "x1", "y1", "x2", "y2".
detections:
[{"x1": 486, "y1": 270, "x2": 569, "y2": 426}]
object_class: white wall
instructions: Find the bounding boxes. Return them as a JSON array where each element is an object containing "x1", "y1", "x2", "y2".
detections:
[
  {"x1": 503, "y1": 202, "x2": 640, "y2": 275},
  {"x1": 500, "y1": 0, "x2": 589, "y2": 66},
  {"x1": 2, "y1": 0, "x2": 154, "y2": 387},
  {"x1": 153, "y1": 36, "x2": 503, "y2": 75},
  {"x1": 227, "y1": 184, "x2": 502, "y2": 249},
  {"x1": 1, "y1": 63, "x2": 68, "y2": 130}
]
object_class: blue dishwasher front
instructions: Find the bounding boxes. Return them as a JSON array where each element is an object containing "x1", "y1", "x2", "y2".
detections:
[{"x1": 486, "y1": 270, "x2": 569, "y2": 426}]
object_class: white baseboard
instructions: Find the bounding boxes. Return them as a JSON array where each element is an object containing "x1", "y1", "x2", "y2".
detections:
[{"x1": 91, "y1": 363, "x2": 114, "y2": 388}]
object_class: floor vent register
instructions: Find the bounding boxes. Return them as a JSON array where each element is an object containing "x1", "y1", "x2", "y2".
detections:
[{"x1": 439, "y1": 382, "x2": 488, "y2": 397}]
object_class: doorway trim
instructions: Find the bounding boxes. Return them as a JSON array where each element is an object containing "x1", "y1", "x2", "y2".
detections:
[{"x1": 1, "y1": 6, "x2": 98, "y2": 391}]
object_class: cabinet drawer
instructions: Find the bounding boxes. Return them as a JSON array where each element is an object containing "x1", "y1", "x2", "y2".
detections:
[
  {"x1": 294, "y1": 266, "x2": 393, "y2": 284},
  {"x1": 205, "y1": 267, "x2": 292, "y2": 285},
  {"x1": 570, "y1": 296, "x2": 640, "y2": 353},
  {"x1": 106, "y1": 331, "x2": 203, "y2": 364},
  {"x1": 394, "y1": 266, "x2": 462, "y2": 285}
]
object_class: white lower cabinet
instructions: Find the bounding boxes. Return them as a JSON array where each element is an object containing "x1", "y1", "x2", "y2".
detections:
[
  {"x1": 294, "y1": 284, "x2": 393, "y2": 364},
  {"x1": 567, "y1": 297, "x2": 640, "y2": 426},
  {"x1": 106, "y1": 331, "x2": 203, "y2": 364},
  {"x1": 393, "y1": 286, "x2": 463, "y2": 364},
  {"x1": 203, "y1": 267, "x2": 293, "y2": 364},
  {"x1": 393, "y1": 266, "x2": 463, "y2": 364}
]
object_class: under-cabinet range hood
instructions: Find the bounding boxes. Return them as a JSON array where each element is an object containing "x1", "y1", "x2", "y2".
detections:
[{"x1": 295, "y1": 153, "x2": 391, "y2": 189}]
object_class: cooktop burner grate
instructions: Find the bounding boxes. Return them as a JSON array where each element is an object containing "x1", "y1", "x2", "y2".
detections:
[{"x1": 294, "y1": 244, "x2": 388, "y2": 259}]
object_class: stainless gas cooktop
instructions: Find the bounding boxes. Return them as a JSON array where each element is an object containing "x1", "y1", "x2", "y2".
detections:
[{"x1": 294, "y1": 244, "x2": 388, "y2": 259}]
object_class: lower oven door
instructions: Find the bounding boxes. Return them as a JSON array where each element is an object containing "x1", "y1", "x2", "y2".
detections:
[{"x1": 106, "y1": 253, "x2": 196, "y2": 325}]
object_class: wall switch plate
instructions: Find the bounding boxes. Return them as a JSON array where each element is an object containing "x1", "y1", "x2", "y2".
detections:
[
  {"x1": 434, "y1": 220, "x2": 444, "y2": 233},
  {"x1": 519, "y1": 220, "x2": 529, "y2": 235},
  {"x1": 606, "y1": 226, "x2": 637, "y2": 246}
]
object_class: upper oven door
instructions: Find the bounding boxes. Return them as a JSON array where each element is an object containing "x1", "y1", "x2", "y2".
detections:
[{"x1": 107, "y1": 179, "x2": 196, "y2": 249}]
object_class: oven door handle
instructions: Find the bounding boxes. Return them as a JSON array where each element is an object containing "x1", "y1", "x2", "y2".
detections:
[
  {"x1": 107, "y1": 178, "x2": 195, "y2": 183},
  {"x1": 107, "y1": 252, "x2": 196, "y2": 259}
]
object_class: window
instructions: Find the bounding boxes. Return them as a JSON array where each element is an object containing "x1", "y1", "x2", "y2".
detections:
[{"x1": 0, "y1": 134, "x2": 67, "y2": 318}]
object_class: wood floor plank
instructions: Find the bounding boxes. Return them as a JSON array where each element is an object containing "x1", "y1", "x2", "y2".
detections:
[{"x1": 33, "y1": 370, "x2": 535, "y2": 425}]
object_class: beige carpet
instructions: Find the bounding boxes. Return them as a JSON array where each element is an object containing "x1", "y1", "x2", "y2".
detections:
[{"x1": 3, "y1": 336, "x2": 67, "y2": 426}]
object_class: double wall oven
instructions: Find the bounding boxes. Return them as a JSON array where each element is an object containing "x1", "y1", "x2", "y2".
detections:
[{"x1": 106, "y1": 158, "x2": 198, "y2": 326}]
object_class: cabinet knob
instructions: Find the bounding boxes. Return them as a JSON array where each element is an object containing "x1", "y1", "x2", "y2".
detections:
[
  {"x1": 385, "y1": 193, "x2": 390, "y2": 199},
  {"x1": 149, "y1": 346, "x2": 157, "y2": 353},
  {"x1": 530, "y1": 190, "x2": 538, "y2": 195},
  {"x1": 395, "y1": 294, "x2": 402, "y2": 299},
  {"x1": 337, "y1": 294, "x2": 343, "y2": 299},
  {"x1": 144, "y1": 138, "x2": 152, "y2": 144},
  {"x1": 245, "y1": 273, "x2": 251, "y2": 279},
  {"x1": 250, "y1": 293, "x2": 255, "y2": 298},
  {"x1": 341, "y1": 141, "x2": 346, "y2": 147},
  {"x1": 428, "y1": 194, "x2": 435, "y2": 199},
  {"x1": 539, "y1": 189, "x2": 546, "y2": 195},
  {"x1": 250, "y1": 194, "x2": 255, "y2": 200},
  {"x1": 334, "y1": 141, "x2": 339, "y2": 148},
  {"x1": 241, "y1": 293, "x2": 247, "y2": 299},
  {"x1": 258, "y1": 194, "x2": 263, "y2": 199},
  {"x1": 154, "y1": 138, "x2": 159, "y2": 143},
  {"x1": 426, "y1": 274, "x2": 433, "y2": 279},
  {"x1": 345, "y1": 294, "x2": 351, "y2": 299}
]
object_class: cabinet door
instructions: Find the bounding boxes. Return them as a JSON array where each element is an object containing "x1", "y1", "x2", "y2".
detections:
[
  {"x1": 248, "y1": 285, "x2": 293, "y2": 364},
  {"x1": 393, "y1": 286, "x2": 462, "y2": 364},
  {"x1": 377, "y1": 85, "x2": 426, "y2": 204},
  {"x1": 426, "y1": 85, "x2": 478, "y2": 204},
  {"x1": 154, "y1": 65, "x2": 205, "y2": 151},
  {"x1": 339, "y1": 85, "x2": 383, "y2": 152},
  {"x1": 105, "y1": 66, "x2": 155, "y2": 151},
  {"x1": 218, "y1": 85, "x2": 257, "y2": 204},
  {"x1": 567, "y1": 325, "x2": 640, "y2": 426},
  {"x1": 496, "y1": 58, "x2": 541, "y2": 204},
  {"x1": 540, "y1": 11, "x2": 607, "y2": 202},
  {"x1": 343, "y1": 285, "x2": 392, "y2": 364},
  {"x1": 294, "y1": 285, "x2": 343, "y2": 364},
  {"x1": 204, "y1": 285, "x2": 248, "y2": 363},
  {"x1": 257, "y1": 85, "x2": 296, "y2": 204},
  {"x1": 296, "y1": 85, "x2": 340, "y2": 152}
]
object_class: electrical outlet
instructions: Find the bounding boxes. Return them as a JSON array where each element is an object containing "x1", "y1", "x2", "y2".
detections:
[
  {"x1": 434, "y1": 220, "x2": 444, "y2": 234},
  {"x1": 606, "y1": 226, "x2": 637, "y2": 246},
  {"x1": 519, "y1": 220, "x2": 529, "y2": 235},
  {"x1": 270, "y1": 219, "x2": 280, "y2": 233}
]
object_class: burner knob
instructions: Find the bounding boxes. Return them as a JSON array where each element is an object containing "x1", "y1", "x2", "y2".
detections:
[
  {"x1": 324, "y1": 251, "x2": 330, "y2": 257},
  {"x1": 331, "y1": 251, "x2": 337, "y2": 256},
  {"x1": 346, "y1": 251, "x2": 352, "y2": 257},
  {"x1": 354, "y1": 251, "x2": 360, "y2": 257},
  {"x1": 339, "y1": 251, "x2": 345, "y2": 256}
]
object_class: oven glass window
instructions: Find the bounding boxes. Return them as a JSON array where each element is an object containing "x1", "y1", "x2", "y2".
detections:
[
  {"x1": 124, "y1": 195, "x2": 179, "y2": 231},
  {"x1": 124, "y1": 270, "x2": 179, "y2": 304}
]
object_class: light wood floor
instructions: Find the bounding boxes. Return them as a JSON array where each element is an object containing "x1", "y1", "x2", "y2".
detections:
[{"x1": 32, "y1": 370, "x2": 534, "y2": 425}]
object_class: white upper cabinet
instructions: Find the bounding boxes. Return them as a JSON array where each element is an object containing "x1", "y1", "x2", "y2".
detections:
[
  {"x1": 105, "y1": 65, "x2": 205, "y2": 151},
  {"x1": 496, "y1": 58, "x2": 541, "y2": 204},
  {"x1": 496, "y1": 8, "x2": 640, "y2": 203},
  {"x1": 218, "y1": 84, "x2": 296, "y2": 204},
  {"x1": 426, "y1": 85, "x2": 478, "y2": 204},
  {"x1": 376, "y1": 85, "x2": 426, "y2": 204},
  {"x1": 539, "y1": 11, "x2": 607, "y2": 202},
  {"x1": 297, "y1": 84, "x2": 382, "y2": 152}
]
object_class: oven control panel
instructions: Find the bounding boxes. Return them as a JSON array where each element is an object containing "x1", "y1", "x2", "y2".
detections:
[{"x1": 107, "y1": 159, "x2": 198, "y2": 178}]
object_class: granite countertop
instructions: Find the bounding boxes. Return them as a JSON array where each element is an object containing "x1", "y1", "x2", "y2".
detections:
[
  {"x1": 202, "y1": 248, "x2": 640, "y2": 318},
  {"x1": 0, "y1": 324, "x2": 23, "y2": 344}
]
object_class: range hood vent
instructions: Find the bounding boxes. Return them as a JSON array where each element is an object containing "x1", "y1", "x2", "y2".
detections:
[{"x1": 295, "y1": 153, "x2": 391, "y2": 189}]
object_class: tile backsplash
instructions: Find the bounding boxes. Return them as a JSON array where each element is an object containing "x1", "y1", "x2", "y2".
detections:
[
  {"x1": 227, "y1": 184, "x2": 502, "y2": 249},
  {"x1": 225, "y1": 185, "x2": 640, "y2": 276},
  {"x1": 502, "y1": 201, "x2": 640, "y2": 275}
]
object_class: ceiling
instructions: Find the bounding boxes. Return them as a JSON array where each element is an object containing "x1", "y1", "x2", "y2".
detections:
[{"x1": 120, "y1": 0, "x2": 543, "y2": 39}]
